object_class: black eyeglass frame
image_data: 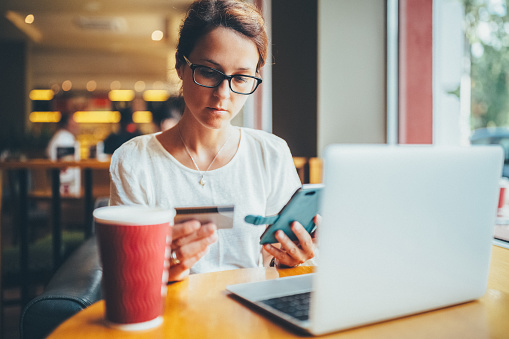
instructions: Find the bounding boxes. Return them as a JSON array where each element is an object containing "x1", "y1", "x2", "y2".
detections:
[{"x1": 183, "y1": 56, "x2": 262, "y2": 95}]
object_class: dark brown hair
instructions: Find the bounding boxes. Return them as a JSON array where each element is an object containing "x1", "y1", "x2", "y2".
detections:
[{"x1": 175, "y1": 0, "x2": 268, "y2": 72}]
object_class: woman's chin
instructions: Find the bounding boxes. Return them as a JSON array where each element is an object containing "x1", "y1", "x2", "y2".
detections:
[{"x1": 201, "y1": 116, "x2": 232, "y2": 129}]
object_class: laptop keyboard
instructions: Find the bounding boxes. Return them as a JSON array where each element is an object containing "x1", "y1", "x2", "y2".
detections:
[{"x1": 260, "y1": 292, "x2": 311, "y2": 321}]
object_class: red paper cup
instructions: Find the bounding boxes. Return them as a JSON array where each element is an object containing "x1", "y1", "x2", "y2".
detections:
[
  {"x1": 498, "y1": 178, "x2": 509, "y2": 216},
  {"x1": 94, "y1": 206, "x2": 174, "y2": 331}
]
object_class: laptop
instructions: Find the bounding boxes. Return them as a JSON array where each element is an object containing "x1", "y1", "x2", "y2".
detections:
[{"x1": 226, "y1": 144, "x2": 503, "y2": 336}]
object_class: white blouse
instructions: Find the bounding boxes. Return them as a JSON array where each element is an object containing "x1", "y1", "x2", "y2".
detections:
[{"x1": 110, "y1": 127, "x2": 301, "y2": 273}]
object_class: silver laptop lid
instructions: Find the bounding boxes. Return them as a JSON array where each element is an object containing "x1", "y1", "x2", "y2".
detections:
[{"x1": 310, "y1": 145, "x2": 503, "y2": 335}]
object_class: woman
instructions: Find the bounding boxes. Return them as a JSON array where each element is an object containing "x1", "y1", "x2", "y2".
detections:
[{"x1": 110, "y1": 0, "x2": 316, "y2": 282}]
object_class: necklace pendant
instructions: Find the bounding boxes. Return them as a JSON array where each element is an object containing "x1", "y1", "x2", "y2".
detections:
[{"x1": 199, "y1": 176, "x2": 206, "y2": 186}]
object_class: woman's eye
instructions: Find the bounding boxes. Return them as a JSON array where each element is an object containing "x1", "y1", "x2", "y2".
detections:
[
  {"x1": 198, "y1": 67, "x2": 218, "y2": 79},
  {"x1": 233, "y1": 75, "x2": 249, "y2": 84}
]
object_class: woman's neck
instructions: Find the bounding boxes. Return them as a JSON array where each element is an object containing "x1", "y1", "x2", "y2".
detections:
[
  {"x1": 156, "y1": 116, "x2": 241, "y2": 171},
  {"x1": 177, "y1": 117, "x2": 234, "y2": 153}
]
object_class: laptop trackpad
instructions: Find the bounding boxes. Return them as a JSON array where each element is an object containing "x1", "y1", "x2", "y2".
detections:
[{"x1": 226, "y1": 273, "x2": 314, "y2": 301}]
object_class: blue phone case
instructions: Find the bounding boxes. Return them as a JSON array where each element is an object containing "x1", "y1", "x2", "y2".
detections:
[{"x1": 244, "y1": 184, "x2": 324, "y2": 244}]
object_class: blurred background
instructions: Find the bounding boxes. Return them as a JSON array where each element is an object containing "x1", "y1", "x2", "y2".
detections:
[
  {"x1": 0, "y1": 0, "x2": 195, "y2": 160},
  {"x1": 2, "y1": 0, "x2": 509, "y2": 337}
]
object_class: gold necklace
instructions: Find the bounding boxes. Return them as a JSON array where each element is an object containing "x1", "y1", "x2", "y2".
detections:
[{"x1": 178, "y1": 124, "x2": 233, "y2": 187}]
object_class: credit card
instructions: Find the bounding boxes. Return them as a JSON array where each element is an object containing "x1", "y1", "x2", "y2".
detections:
[{"x1": 174, "y1": 205, "x2": 234, "y2": 229}]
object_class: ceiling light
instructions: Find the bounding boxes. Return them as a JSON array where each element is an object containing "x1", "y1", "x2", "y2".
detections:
[
  {"x1": 133, "y1": 111, "x2": 153, "y2": 123},
  {"x1": 143, "y1": 90, "x2": 170, "y2": 102},
  {"x1": 134, "y1": 81, "x2": 146, "y2": 92},
  {"x1": 5, "y1": 11, "x2": 42, "y2": 42},
  {"x1": 86, "y1": 80, "x2": 97, "y2": 92},
  {"x1": 29, "y1": 111, "x2": 61, "y2": 123},
  {"x1": 73, "y1": 111, "x2": 121, "y2": 123},
  {"x1": 109, "y1": 90, "x2": 135, "y2": 102},
  {"x1": 152, "y1": 30, "x2": 164, "y2": 41},
  {"x1": 62, "y1": 80, "x2": 72, "y2": 91},
  {"x1": 29, "y1": 89, "x2": 54, "y2": 101},
  {"x1": 25, "y1": 14, "x2": 34, "y2": 24}
]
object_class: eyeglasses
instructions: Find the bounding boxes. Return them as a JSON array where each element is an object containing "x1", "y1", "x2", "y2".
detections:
[{"x1": 183, "y1": 56, "x2": 262, "y2": 95}]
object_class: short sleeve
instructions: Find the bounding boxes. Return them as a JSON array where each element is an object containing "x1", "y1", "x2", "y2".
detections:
[
  {"x1": 109, "y1": 144, "x2": 147, "y2": 206},
  {"x1": 264, "y1": 138, "x2": 301, "y2": 216}
]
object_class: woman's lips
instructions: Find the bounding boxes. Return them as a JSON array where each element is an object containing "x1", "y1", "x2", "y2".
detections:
[{"x1": 208, "y1": 107, "x2": 228, "y2": 113}]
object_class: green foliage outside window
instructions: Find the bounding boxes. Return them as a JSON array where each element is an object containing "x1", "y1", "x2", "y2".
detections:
[{"x1": 464, "y1": 0, "x2": 509, "y2": 129}]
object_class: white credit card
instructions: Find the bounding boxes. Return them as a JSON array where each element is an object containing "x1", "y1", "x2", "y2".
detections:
[{"x1": 174, "y1": 205, "x2": 234, "y2": 229}]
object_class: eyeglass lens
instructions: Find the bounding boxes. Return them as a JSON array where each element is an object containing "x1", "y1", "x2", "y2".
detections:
[{"x1": 193, "y1": 66, "x2": 258, "y2": 94}]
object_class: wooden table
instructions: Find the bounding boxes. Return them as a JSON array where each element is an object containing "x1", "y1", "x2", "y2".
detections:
[
  {"x1": 0, "y1": 156, "x2": 310, "y2": 309},
  {"x1": 0, "y1": 159, "x2": 110, "y2": 305},
  {"x1": 48, "y1": 245, "x2": 509, "y2": 338}
]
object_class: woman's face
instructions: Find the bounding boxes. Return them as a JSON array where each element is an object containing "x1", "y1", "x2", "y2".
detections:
[{"x1": 178, "y1": 26, "x2": 260, "y2": 130}]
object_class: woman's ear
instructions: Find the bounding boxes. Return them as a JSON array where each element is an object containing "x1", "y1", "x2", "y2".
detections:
[{"x1": 176, "y1": 63, "x2": 184, "y2": 80}]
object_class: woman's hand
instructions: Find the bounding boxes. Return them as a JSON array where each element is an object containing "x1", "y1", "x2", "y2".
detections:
[
  {"x1": 263, "y1": 215, "x2": 319, "y2": 268},
  {"x1": 168, "y1": 220, "x2": 218, "y2": 282}
]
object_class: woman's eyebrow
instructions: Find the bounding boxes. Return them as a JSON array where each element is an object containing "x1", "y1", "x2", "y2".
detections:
[{"x1": 201, "y1": 59, "x2": 254, "y2": 72}]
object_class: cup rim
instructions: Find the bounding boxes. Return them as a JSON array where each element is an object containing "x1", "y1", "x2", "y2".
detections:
[
  {"x1": 93, "y1": 205, "x2": 174, "y2": 226},
  {"x1": 106, "y1": 316, "x2": 163, "y2": 331}
]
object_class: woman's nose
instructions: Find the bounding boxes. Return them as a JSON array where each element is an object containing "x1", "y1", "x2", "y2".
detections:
[{"x1": 213, "y1": 79, "x2": 231, "y2": 99}]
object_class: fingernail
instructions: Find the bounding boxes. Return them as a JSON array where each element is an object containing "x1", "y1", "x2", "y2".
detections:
[
  {"x1": 204, "y1": 224, "x2": 216, "y2": 231},
  {"x1": 210, "y1": 231, "x2": 218, "y2": 242}
]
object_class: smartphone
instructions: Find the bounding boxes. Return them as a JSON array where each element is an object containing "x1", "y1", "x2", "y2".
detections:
[{"x1": 245, "y1": 184, "x2": 324, "y2": 244}]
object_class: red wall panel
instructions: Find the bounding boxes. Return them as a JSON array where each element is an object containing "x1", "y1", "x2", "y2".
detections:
[{"x1": 399, "y1": 0, "x2": 433, "y2": 144}]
